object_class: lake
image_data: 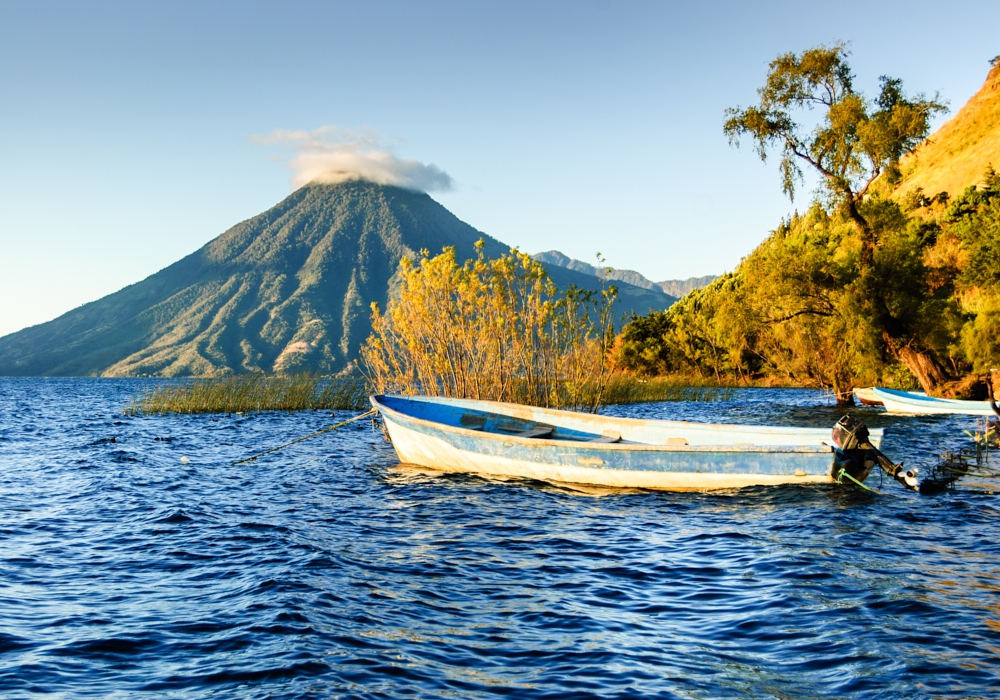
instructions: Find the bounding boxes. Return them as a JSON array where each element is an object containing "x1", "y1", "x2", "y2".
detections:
[{"x1": 1, "y1": 378, "x2": 998, "y2": 698}]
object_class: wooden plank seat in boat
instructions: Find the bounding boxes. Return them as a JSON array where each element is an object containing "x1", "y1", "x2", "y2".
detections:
[
  {"x1": 499, "y1": 422, "x2": 622, "y2": 442},
  {"x1": 497, "y1": 423, "x2": 555, "y2": 439},
  {"x1": 459, "y1": 414, "x2": 487, "y2": 430},
  {"x1": 462, "y1": 414, "x2": 620, "y2": 442}
]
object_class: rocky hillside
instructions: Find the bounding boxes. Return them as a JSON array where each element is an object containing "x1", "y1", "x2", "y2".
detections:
[{"x1": 0, "y1": 181, "x2": 675, "y2": 377}]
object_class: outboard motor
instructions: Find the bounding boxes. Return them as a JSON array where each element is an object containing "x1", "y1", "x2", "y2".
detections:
[{"x1": 832, "y1": 415, "x2": 918, "y2": 490}]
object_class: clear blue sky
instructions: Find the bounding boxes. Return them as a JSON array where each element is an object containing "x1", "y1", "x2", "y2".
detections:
[{"x1": 1, "y1": 0, "x2": 997, "y2": 337}]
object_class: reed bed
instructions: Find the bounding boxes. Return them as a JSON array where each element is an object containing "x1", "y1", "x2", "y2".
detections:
[
  {"x1": 600, "y1": 374, "x2": 735, "y2": 404},
  {"x1": 125, "y1": 374, "x2": 369, "y2": 415},
  {"x1": 124, "y1": 372, "x2": 732, "y2": 416}
]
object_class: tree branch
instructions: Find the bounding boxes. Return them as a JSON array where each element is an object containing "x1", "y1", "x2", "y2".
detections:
[
  {"x1": 784, "y1": 137, "x2": 837, "y2": 181},
  {"x1": 854, "y1": 165, "x2": 883, "y2": 201},
  {"x1": 766, "y1": 308, "x2": 834, "y2": 324}
]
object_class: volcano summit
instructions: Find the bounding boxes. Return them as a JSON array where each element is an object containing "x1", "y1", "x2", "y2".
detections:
[{"x1": 0, "y1": 181, "x2": 676, "y2": 377}]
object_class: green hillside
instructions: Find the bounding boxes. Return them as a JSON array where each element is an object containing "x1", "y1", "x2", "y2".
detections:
[
  {"x1": 0, "y1": 181, "x2": 675, "y2": 377},
  {"x1": 614, "y1": 52, "x2": 1000, "y2": 400}
]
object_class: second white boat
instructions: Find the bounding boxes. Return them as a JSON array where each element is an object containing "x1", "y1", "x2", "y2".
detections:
[{"x1": 872, "y1": 387, "x2": 999, "y2": 416}]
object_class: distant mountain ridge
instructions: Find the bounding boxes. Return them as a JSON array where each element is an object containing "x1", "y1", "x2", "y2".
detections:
[
  {"x1": 0, "y1": 181, "x2": 675, "y2": 377},
  {"x1": 532, "y1": 250, "x2": 717, "y2": 299},
  {"x1": 656, "y1": 275, "x2": 720, "y2": 298}
]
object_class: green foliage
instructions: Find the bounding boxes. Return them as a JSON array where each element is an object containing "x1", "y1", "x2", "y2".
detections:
[
  {"x1": 612, "y1": 310, "x2": 674, "y2": 376},
  {"x1": 945, "y1": 175, "x2": 1000, "y2": 293},
  {"x1": 717, "y1": 45, "x2": 959, "y2": 395},
  {"x1": 724, "y1": 44, "x2": 946, "y2": 207},
  {"x1": 960, "y1": 306, "x2": 1000, "y2": 373},
  {"x1": 618, "y1": 162, "x2": 1000, "y2": 393},
  {"x1": 933, "y1": 168, "x2": 1000, "y2": 370},
  {"x1": 724, "y1": 42, "x2": 947, "y2": 322},
  {"x1": 615, "y1": 197, "x2": 969, "y2": 396}
]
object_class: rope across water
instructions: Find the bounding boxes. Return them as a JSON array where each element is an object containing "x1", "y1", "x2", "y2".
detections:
[{"x1": 231, "y1": 409, "x2": 377, "y2": 465}]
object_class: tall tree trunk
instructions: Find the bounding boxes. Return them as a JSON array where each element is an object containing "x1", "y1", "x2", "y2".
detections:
[
  {"x1": 833, "y1": 387, "x2": 854, "y2": 407},
  {"x1": 987, "y1": 371, "x2": 1000, "y2": 418},
  {"x1": 831, "y1": 369, "x2": 856, "y2": 407},
  {"x1": 834, "y1": 390, "x2": 856, "y2": 407},
  {"x1": 853, "y1": 230, "x2": 951, "y2": 393},
  {"x1": 891, "y1": 340, "x2": 951, "y2": 394},
  {"x1": 846, "y1": 198, "x2": 876, "y2": 269}
]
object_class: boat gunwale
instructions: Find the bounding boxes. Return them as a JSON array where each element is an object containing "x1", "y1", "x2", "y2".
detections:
[{"x1": 370, "y1": 395, "x2": 836, "y2": 455}]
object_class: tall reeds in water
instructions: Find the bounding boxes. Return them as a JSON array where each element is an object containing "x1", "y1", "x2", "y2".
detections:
[
  {"x1": 600, "y1": 375, "x2": 734, "y2": 404},
  {"x1": 361, "y1": 243, "x2": 620, "y2": 412},
  {"x1": 360, "y1": 243, "x2": 732, "y2": 410},
  {"x1": 125, "y1": 374, "x2": 368, "y2": 415},
  {"x1": 125, "y1": 372, "x2": 729, "y2": 415}
]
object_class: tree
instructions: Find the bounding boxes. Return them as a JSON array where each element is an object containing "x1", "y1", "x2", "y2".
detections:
[
  {"x1": 723, "y1": 44, "x2": 951, "y2": 392},
  {"x1": 724, "y1": 44, "x2": 945, "y2": 266}
]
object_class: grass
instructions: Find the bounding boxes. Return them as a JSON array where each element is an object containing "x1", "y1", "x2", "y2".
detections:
[
  {"x1": 124, "y1": 372, "x2": 735, "y2": 415},
  {"x1": 124, "y1": 374, "x2": 369, "y2": 415},
  {"x1": 600, "y1": 374, "x2": 735, "y2": 405}
]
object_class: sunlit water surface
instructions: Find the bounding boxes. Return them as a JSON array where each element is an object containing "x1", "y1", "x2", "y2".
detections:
[{"x1": 1, "y1": 378, "x2": 998, "y2": 698}]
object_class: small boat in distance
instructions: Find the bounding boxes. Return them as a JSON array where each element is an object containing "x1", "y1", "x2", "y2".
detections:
[
  {"x1": 370, "y1": 395, "x2": 886, "y2": 491},
  {"x1": 853, "y1": 387, "x2": 884, "y2": 406},
  {"x1": 872, "y1": 387, "x2": 999, "y2": 416}
]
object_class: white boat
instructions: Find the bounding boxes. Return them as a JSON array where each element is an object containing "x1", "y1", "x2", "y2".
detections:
[
  {"x1": 370, "y1": 395, "x2": 884, "y2": 491},
  {"x1": 872, "y1": 387, "x2": 999, "y2": 416}
]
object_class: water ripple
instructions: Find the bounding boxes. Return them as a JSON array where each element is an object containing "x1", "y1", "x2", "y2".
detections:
[{"x1": 1, "y1": 378, "x2": 998, "y2": 698}]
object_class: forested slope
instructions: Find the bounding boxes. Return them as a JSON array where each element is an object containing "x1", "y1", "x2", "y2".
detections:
[{"x1": 615, "y1": 59, "x2": 1000, "y2": 399}]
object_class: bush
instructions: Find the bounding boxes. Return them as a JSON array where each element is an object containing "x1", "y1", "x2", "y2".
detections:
[{"x1": 360, "y1": 242, "x2": 618, "y2": 412}]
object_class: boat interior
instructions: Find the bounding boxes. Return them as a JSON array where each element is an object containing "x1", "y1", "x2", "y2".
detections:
[
  {"x1": 460, "y1": 411, "x2": 624, "y2": 443},
  {"x1": 374, "y1": 395, "x2": 842, "y2": 449}
]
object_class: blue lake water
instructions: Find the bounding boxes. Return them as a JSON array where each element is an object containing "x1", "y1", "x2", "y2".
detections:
[{"x1": 1, "y1": 378, "x2": 998, "y2": 698}]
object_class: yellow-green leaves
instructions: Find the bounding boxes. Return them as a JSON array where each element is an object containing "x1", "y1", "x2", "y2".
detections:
[
  {"x1": 724, "y1": 44, "x2": 945, "y2": 209},
  {"x1": 360, "y1": 244, "x2": 618, "y2": 411}
]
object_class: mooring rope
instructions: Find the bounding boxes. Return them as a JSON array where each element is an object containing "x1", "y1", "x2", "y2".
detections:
[
  {"x1": 836, "y1": 467, "x2": 877, "y2": 493},
  {"x1": 231, "y1": 409, "x2": 377, "y2": 465}
]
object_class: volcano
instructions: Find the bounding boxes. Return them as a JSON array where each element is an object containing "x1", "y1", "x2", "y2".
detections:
[{"x1": 0, "y1": 181, "x2": 676, "y2": 376}]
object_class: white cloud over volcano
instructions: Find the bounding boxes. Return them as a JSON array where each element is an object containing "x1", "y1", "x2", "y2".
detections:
[{"x1": 254, "y1": 126, "x2": 454, "y2": 192}]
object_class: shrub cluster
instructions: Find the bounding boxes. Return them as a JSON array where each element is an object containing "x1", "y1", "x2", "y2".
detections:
[{"x1": 360, "y1": 242, "x2": 619, "y2": 412}]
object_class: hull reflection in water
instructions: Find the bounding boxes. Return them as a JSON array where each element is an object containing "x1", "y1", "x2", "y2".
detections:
[{"x1": 371, "y1": 395, "x2": 881, "y2": 491}]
